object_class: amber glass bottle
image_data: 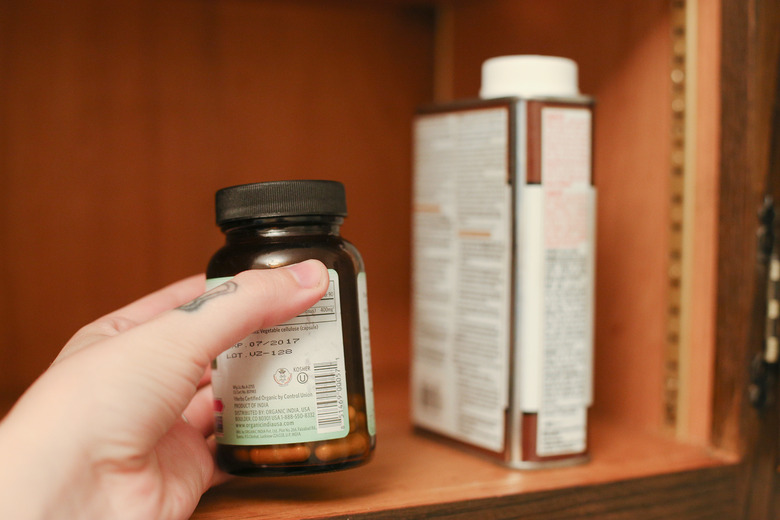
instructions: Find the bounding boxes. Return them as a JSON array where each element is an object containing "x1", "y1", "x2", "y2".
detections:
[{"x1": 207, "y1": 180, "x2": 375, "y2": 476}]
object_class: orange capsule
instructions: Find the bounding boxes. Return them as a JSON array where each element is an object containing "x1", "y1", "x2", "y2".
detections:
[
  {"x1": 314, "y1": 438, "x2": 351, "y2": 462},
  {"x1": 349, "y1": 406, "x2": 357, "y2": 432},
  {"x1": 249, "y1": 445, "x2": 312, "y2": 465},
  {"x1": 347, "y1": 432, "x2": 370, "y2": 456},
  {"x1": 233, "y1": 448, "x2": 250, "y2": 462},
  {"x1": 315, "y1": 433, "x2": 370, "y2": 462},
  {"x1": 355, "y1": 412, "x2": 367, "y2": 432},
  {"x1": 349, "y1": 394, "x2": 365, "y2": 409}
]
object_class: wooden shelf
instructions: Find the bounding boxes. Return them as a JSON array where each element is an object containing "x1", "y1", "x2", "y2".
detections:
[{"x1": 192, "y1": 374, "x2": 734, "y2": 519}]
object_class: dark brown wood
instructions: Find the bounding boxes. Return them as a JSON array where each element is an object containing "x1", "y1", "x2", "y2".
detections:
[
  {"x1": 775, "y1": 473, "x2": 780, "y2": 520},
  {"x1": 745, "y1": 0, "x2": 780, "y2": 514},
  {"x1": 324, "y1": 467, "x2": 740, "y2": 520},
  {"x1": 714, "y1": 0, "x2": 780, "y2": 518},
  {"x1": 712, "y1": 0, "x2": 764, "y2": 457}
]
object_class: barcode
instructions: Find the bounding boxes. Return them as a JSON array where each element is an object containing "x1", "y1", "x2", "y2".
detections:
[{"x1": 313, "y1": 361, "x2": 344, "y2": 433}]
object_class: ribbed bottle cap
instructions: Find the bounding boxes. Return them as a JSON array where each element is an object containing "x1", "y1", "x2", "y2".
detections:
[
  {"x1": 215, "y1": 180, "x2": 347, "y2": 226},
  {"x1": 480, "y1": 55, "x2": 579, "y2": 99}
]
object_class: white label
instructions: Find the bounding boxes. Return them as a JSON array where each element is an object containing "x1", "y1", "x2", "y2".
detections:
[
  {"x1": 411, "y1": 108, "x2": 512, "y2": 453},
  {"x1": 537, "y1": 407, "x2": 587, "y2": 456},
  {"x1": 534, "y1": 107, "x2": 594, "y2": 456},
  {"x1": 357, "y1": 272, "x2": 376, "y2": 436},
  {"x1": 210, "y1": 270, "x2": 350, "y2": 446},
  {"x1": 517, "y1": 185, "x2": 545, "y2": 410}
]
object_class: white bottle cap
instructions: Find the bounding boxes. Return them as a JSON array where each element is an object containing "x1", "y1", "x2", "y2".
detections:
[{"x1": 480, "y1": 55, "x2": 580, "y2": 99}]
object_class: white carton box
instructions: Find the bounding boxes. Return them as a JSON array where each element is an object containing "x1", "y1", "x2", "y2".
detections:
[{"x1": 411, "y1": 84, "x2": 595, "y2": 467}]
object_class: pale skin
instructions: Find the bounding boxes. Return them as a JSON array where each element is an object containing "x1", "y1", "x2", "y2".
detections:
[{"x1": 0, "y1": 260, "x2": 329, "y2": 520}]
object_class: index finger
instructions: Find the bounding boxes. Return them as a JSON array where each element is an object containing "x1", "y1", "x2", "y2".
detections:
[{"x1": 58, "y1": 274, "x2": 207, "y2": 362}]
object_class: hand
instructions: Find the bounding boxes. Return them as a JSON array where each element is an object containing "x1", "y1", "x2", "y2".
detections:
[{"x1": 0, "y1": 260, "x2": 329, "y2": 520}]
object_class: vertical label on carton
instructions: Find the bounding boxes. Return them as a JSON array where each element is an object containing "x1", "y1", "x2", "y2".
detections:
[
  {"x1": 536, "y1": 106, "x2": 594, "y2": 456},
  {"x1": 209, "y1": 270, "x2": 350, "y2": 446},
  {"x1": 411, "y1": 106, "x2": 512, "y2": 453}
]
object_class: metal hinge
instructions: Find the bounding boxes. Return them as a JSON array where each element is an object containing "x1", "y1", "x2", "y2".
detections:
[{"x1": 750, "y1": 196, "x2": 780, "y2": 410}]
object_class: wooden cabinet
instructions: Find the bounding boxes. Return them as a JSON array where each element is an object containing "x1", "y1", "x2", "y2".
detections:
[{"x1": 0, "y1": 0, "x2": 777, "y2": 518}]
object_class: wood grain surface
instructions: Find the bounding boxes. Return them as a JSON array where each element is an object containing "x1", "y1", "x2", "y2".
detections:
[
  {"x1": 713, "y1": 0, "x2": 780, "y2": 517},
  {"x1": 0, "y1": 0, "x2": 434, "y2": 398},
  {"x1": 192, "y1": 377, "x2": 732, "y2": 520}
]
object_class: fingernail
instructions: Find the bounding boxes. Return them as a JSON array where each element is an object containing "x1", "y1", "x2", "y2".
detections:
[{"x1": 284, "y1": 260, "x2": 325, "y2": 288}]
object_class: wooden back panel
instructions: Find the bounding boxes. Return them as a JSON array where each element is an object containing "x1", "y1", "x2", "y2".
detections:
[{"x1": 0, "y1": 0, "x2": 434, "y2": 398}]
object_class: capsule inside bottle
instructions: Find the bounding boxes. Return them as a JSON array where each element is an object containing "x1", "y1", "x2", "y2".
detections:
[{"x1": 217, "y1": 397, "x2": 375, "y2": 476}]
